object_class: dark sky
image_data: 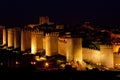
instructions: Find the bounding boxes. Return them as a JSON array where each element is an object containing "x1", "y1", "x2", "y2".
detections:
[{"x1": 0, "y1": 0, "x2": 120, "y2": 27}]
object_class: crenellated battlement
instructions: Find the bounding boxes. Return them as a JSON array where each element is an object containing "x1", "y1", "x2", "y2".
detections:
[
  {"x1": 114, "y1": 42, "x2": 120, "y2": 45},
  {"x1": 13, "y1": 27, "x2": 21, "y2": 31},
  {"x1": 22, "y1": 29, "x2": 32, "y2": 32},
  {"x1": 100, "y1": 45, "x2": 113, "y2": 49},
  {"x1": 82, "y1": 47, "x2": 100, "y2": 51},
  {"x1": 31, "y1": 31, "x2": 44, "y2": 35},
  {"x1": 45, "y1": 32, "x2": 59, "y2": 37},
  {"x1": 7, "y1": 28, "x2": 14, "y2": 31},
  {"x1": 22, "y1": 28, "x2": 33, "y2": 32},
  {"x1": 100, "y1": 44, "x2": 114, "y2": 68},
  {"x1": 2, "y1": 16, "x2": 120, "y2": 70},
  {"x1": 21, "y1": 29, "x2": 32, "y2": 33}
]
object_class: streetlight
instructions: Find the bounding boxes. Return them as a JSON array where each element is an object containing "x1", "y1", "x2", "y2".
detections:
[
  {"x1": 31, "y1": 61, "x2": 36, "y2": 65},
  {"x1": 16, "y1": 61, "x2": 19, "y2": 65},
  {"x1": 45, "y1": 62, "x2": 49, "y2": 68}
]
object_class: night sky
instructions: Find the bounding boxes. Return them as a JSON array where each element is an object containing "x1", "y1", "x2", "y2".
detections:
[{"x1": 0, "y1": 0, "x2": 120, "y2": 27}]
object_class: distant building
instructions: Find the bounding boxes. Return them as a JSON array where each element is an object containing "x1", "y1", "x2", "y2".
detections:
[{"x1": 39, "y1": 16, "x2": 54, "y2": 25}]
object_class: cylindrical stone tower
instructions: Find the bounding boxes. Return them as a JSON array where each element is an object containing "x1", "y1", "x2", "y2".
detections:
[
  {"x1": 73, "y1": 38, "x2": 82, "y2": 63},
  {"x1": 31, "y1": 31, "x2": 44, "y2": 54},
  {"x1": 66, "y1": 38, "x2": 82, "y2": 63},
  {"x1": 14, "y1": 28, "x2": 21, "y2": 49},
  {"x1": 66, "y1": 38, "x2": 74, "y2": 62},
  {"x1": 8, "y1": 28, "x2": 14, "y2": 47},
  {"x1": 21, "y1": 30, "x2": 31, "y2": 52},
  {"x1": 43, "y1": 37, "x2": 46, "y2": 50},
  {"x1": 3, "y1": 28, "x2": 7, "y2": 45},
  {"x1": 114, "y1": 53, "x2": 120, "y2": 69},
  {"x1": 100, "y1": 45, "x2": 114, "y2": 68},
  {"x1": 45, "y1": 32, "x2": 59, "y2": 56}
]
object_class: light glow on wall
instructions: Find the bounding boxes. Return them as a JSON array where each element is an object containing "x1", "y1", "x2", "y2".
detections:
[
  {"x1": 35, "y1": 56, "x2": 46, "y2": 61},
  {"x1": 3, "y1": 29, "x2": 7, "y2": 45},
  {"x1": 31, "y1": 34, "x2": 37, "y2": 54},
  {"x1": 66, "y1": 38, "x2": 82, "y2": 63},
  {"x1": 66, "y1": 38, "x2": 73, "y2": 62},
  {"x1": 8, "y1": 28, "x2": 14, "y2": 47},
  {"x1": 31, "y1": 32, "x2": 43, "y2": 54},
  {"x1": 73, "y1": 38, "x2": 82, "y2": 63},
  {"x1": 113, "y1": 44, "x2": 120, "y2": 53}
]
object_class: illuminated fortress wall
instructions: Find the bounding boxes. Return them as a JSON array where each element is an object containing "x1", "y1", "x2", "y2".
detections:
[
  {"x1": 31, "y1": 31, "x2": 44, "y2": 54},
  {"x1": 113, "y1": 43, "x2": 120, "y2": 53},
  {"x1": 2, "y1": 25, "x2": 120, "y2": 69},
  {"x1": 21, "y1": 30, "x2": 31, "y2": 52},
  {"x1": 3, "y1": 28, "x2": 7, "y2": 45},
  {"x1": 83, "y1": 45, "x2": 114, "y2": 68},
  {"x1": 113, "y1": 43, "x2": 120, "y2": 68},
  {"x1": 82, "y1": 48, "x2": 101, "y2": 64},
  {"x1": 7, "y1": 28, "x2": 14, "y2": 47},
  {"x1": 45, "y1": 32, "x2": 59, "y2": 56},
  {"x1": 14, "y1": 28, "x2": 21, "y2": 49},
  {"x1": 66, "y1": 38, "x2": 82, "y2": 63},
  {"x1": 82, "y1": 45, "x2": 120, "y2": 68},
  {"x1": 43, "y1": 37, "x2": 46, "y2": 50},
  {"x1": 114, "y1": 53, "x2": 120, "y2": 68},
  {"x1": 66, "y1": 38, "x2": 74, "y2": 62},
  {"x1": 100, "y1": 45, "x2": 114, "y2": 68},
  {"x1": 58, "y1": 39, "x2": 67, "y2": 56},
  {"x1": 73, "y1": 38, "x2": 82, "y2": 63}
]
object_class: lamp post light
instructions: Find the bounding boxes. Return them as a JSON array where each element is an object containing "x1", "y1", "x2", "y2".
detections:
[{"x1": 45, "y1": 62, "x2": 49, "y2": 68}]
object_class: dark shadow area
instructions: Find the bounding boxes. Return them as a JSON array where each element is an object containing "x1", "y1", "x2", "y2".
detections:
[{"x1": 0, "y1": 70, "x2": 120, "y2": 80}]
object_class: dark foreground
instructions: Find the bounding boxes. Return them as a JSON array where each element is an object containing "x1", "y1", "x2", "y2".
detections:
[{"x1": 0, "y1": 68, "x2": 120, "y2": 80}]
